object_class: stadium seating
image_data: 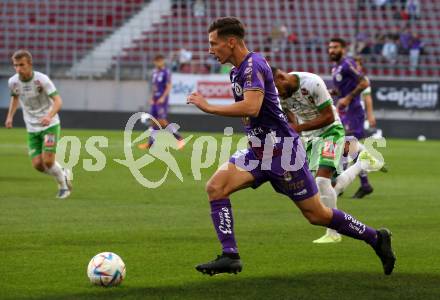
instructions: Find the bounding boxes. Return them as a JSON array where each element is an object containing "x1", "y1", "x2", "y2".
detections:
[
  {"x1": 0, "y1": 0, "x2": 438, "y2": 77},
  {"x1": 0, "y1": 0, "x2": 145, "y2": 66},
  {"x1": 117, "y1": 0, "x2": 440, "y2": 77}
]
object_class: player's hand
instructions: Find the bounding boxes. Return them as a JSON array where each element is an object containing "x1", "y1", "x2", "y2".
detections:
[
  {"x1": 328, "y1": 89, "x2": 340, "y2": 97},
  {"x1": 5, "y1": 117, "x2": 13, "y2": 128},
  {"x1": 337, "y1": 96, "x2": 351, "y2": 109},
  {"x1": 187, "y1": 92, "x2": 210, "y2": 113},
  {"x1": 368, "y1": 114, "x2": 376, "y2": 128},
  {"x1": 149, "y1": 99, "x2": 154, "y2": 105},
  {"x1": 157, "y1": 97, "x2": 165, "y2": 104},
  {"x1": 40, "y1": 115, "x2": 52, "y2": 126}
]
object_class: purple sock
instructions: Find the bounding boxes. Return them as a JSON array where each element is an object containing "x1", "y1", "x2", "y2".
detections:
[
  {"x1": 166, "y1": 123, "x2": 182, "y2": 141},
  {"x1": 328, "y1": 209, "x2": 378, "y2": 247},
  {"x1": 148, "y1": 127, "x2": 159, "y2": 146},
  {"x1": 210, "y1": 199, "x2": 238, "y2": 254},
  {"x1": 359, "y1": 171, "x2": 371, "y2": 188},
  {"x1": 148, "y1": 135, "x2": 155, "y2": 146}
]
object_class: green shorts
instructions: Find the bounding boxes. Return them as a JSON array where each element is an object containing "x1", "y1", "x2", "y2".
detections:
[
  {"x1": 305, "y1": 124, "x2": 345, "y2": 173},
  {"x1": 27, "y1": 124, "x2": 61, "y2": 159}
]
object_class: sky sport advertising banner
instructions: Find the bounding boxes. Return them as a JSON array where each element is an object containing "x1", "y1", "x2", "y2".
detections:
[
  {"x1": 170, "y1": 74, "x2": 234, "y2": 105},
  {"x1": 371, "y1": 80, "x2": 439, "y2": 110}
]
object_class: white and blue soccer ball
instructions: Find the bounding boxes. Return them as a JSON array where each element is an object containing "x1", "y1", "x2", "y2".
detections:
[
  {"x1": 87, "y1": 252, "x2": 126, "y2": 287},
  {"x1": 140, "y1": 112, "x2": 150, "y2": 125}
]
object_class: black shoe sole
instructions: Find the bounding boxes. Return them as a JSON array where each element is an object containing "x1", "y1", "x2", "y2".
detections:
[
  {"x1": 376, "y1": 228, "x2": 396, "y2": 275},
  {"x1": 352, "y1": 187, "x2": 374, "y2": 199},
  {"x1": 195, "y1": 260, "x2": 243, "y2": 276},
  {"x1": 196, "y1": 265, "x2": 242, "y2": 276}
]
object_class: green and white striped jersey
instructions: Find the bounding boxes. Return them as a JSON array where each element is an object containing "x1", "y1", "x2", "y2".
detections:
[
  {"x1": 280, "y1": 71, "x2": 342, "y2": 138},
  {"x1": 8, "y1": 71, "x2": 60, "y2": 132}
]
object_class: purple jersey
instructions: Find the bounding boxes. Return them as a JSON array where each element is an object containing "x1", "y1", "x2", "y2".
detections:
[
  {"x1": 332, "y1": 57, "x2": 366, "y2": 138},
  {"x1": 152, "y1": 67, "x2": 171, "y2": 101},
  {"x1": 228, "y1": 52, "x2": 317, "y2": 202},
  {"x1": 332, "y1": 57, "x2": 364, "y2": 116},
  {"x1": 230, "y1": 52, "x2": 298, "y2": 154}
]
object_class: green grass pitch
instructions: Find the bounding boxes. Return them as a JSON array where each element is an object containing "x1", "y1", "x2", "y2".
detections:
[{"x1": 1, "y1": 128, "x2": 439, "y2": 300}]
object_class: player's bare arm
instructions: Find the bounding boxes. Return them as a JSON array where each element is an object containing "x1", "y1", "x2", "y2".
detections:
[
  {"x1": 337, "y1": 76, "x2": 369, "y2": 109},
  {"x1": 158, "y1": 82, "x2": 172, "y2": 104},
  {"x1": 5, "y1": 96, "x2": 19, "y2": 128},
  {"x1": 285, "y1": 109, "x2": 298, "y2": 128},
  {"x1": 187, "y1": 90, "x2": 263, "y2": 117},
  {"x1": 292, "y1": 105, "x2": 335, "y2": 133},
  {"x1": 363, "y1": 93, "x2": 376, "y2": 127},
  {"x1": 41, "y1": 94, "x2": 62, "y2": 126},
  {"x1": 328, "y1": 88, "x2": 340, "y2": 97}
]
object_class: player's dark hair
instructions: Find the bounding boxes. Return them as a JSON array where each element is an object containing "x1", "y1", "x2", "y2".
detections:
[
  {"x1": 154, "y1": 54, "x2": 165, "y2": 61},
  {"x1": 270, "y1": 66, "x2": 279, "y2": 77},
  {"x1": 208, "y1": 17, "x2": 245, "y2": 39},
  {"x1": 12, "y1": 49, "x2": 33, "y2": 63},
  {"x1": 329, "y1": 37, "x2": 347, "y2": 48}
]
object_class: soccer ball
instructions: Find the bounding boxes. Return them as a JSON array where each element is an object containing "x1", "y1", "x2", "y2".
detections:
[
  {"x1": 87, "y1": 252, "x2": 126, "y2": 287},
  {"x1": 140, "y1": 112, "x2": 150, "y2": 125}
]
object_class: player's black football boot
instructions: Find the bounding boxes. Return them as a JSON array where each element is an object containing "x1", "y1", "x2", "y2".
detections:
[
  {"x1": 195, "y1": 253, "x2": 243, "y2": 276},
  {"x1": 374, "y1": 228, "x2": 396, "y2": 275},
  {"x1": 352, "y1": 185, "x2": 373, "y2": 199}
]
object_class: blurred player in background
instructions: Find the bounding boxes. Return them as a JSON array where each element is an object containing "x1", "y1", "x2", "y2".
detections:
[
  {"x1": 138, "y1": 54, "x2": 184, "y2": 150},
  {"x1": 4, "y1": 49, "x2": 72, "y2": 199},
  {"x1": 354, "y1": 56, "x2": 382, "y2": 138},
  {"x1": 272, "y1": 67, "x2": 383, "y2": 244},
  {"x1": 328, "y1": 38, "x2": 374, "y2": 199},
  {"x1": 187, "y1": 17, "x2": 395, "y2": 276}
]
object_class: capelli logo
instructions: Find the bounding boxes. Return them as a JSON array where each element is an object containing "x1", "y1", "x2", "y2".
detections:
[{"x1": 376, "y1": 84, "x2": 439, "y2": 109}]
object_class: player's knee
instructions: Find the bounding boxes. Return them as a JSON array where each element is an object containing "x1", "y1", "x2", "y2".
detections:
[
  {"x1": 32, "y1": 160, "x2": 45, "y2": 172},
  {"x1": 43, "y1": 156, "x2": 55, "y2": 169},
  {"x1": 205, "y1": 180, "x2": 226, "y2": 200},
  {"x1": 304, "y1": 212, "x2": 322, "y2": 225},
  {"x1": 302, "y1": 209, "x2": 329, "y2": 226}
]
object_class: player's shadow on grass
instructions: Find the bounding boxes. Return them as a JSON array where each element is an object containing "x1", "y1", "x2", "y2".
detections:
[
  {"x1": 0, "y1": 175, "x2": 47, "y2": 182},
  {"x1": 41, "y1": 272, "x2": 440, "y2": 300}
]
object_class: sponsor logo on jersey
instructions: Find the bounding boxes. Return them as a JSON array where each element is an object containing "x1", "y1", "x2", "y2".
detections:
[
  {"x1": 301, "y1": 88, "x2": 309, "y2": 96},
  {"x1": 293, "y1": 188, "x2": 307, "y2": 196},
  {"x1": 233, "y1": 82, "x2": 243, "y2": 97},
  {"x1": 35, "y1": 80, "x2": 43, "y2": 93},
  {"x1": 335, "y1": 73, "x2": 343, "y2": 82}
]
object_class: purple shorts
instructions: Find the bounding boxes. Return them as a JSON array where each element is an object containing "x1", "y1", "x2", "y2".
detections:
[
  {"x1": 341, "y1": 113, "x2": 365, "y2": 140},
  {"x1": 150, "y1": 101, "x2": 168, "y2": 120},
  {"x1": 229, "y1": 140, "x2": 318, "y2": 202}
]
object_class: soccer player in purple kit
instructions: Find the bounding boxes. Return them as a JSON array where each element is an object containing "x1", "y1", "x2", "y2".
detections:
[
  {"x1": 187, "y1": 17, "x2": 395, "y2": 276},
  {"x1": 138, "y1": 54, "x2": 184, "y2": 150},
  {"x1": 328, "y1": 38, "x2": 373, "y2": 198}
]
